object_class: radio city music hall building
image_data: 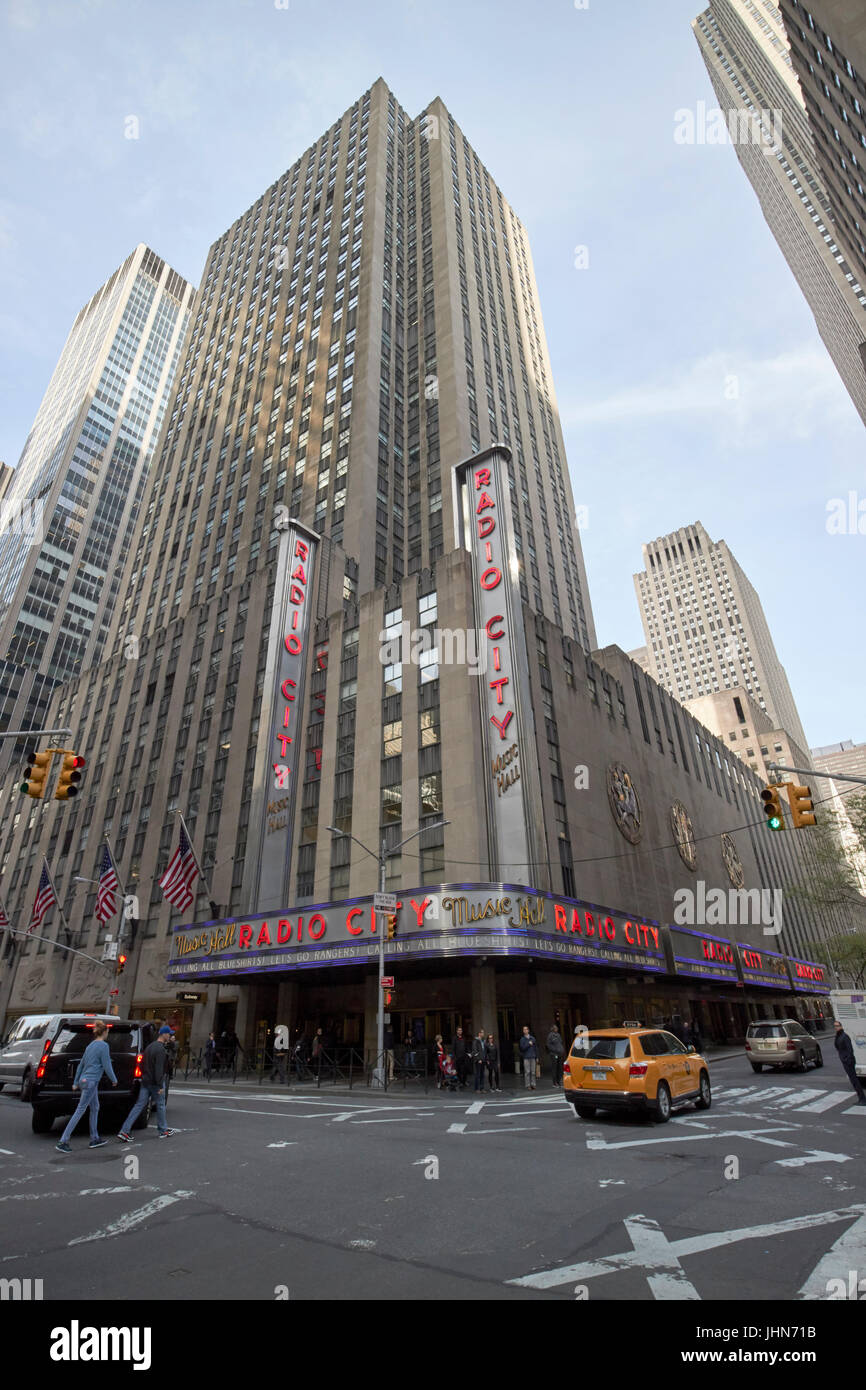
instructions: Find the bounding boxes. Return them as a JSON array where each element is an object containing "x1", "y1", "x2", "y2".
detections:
[{"x1": 0, "y1": 81, "x2": 839, "y2": 1059}]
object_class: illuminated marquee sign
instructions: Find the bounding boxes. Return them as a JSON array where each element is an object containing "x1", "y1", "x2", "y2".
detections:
[
  {"x1": 736, "y1": 942, "x2": 789, "y2": 991},
  {"x1": 788, "y1": 955, "x2": 829, "y2": 994},
  {"x1": 667, "y1": 925, "x2": 740, "y2": 983},
  {"x1": 167, "y1": 883, "x2": 667, "y2": 981},
  {"x1": 244, "y1": 518, "x2": 319, "y2": 913},
  {"x1": 453, "y1": 446, "x2": 546, "y2": 883}
]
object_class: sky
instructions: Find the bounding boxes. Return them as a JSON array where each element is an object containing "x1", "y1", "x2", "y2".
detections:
[{"x1": 0, "y1": 0, "x2": 863, "y2": 750}]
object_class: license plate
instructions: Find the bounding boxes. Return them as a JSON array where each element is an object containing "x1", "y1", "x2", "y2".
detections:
[{"x1": 591, "y1": 1070, "x2": 607, "y2": 1081}]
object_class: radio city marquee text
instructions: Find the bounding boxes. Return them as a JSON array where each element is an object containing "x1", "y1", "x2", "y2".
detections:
[
  {"x1": 171, "y1": 891, "x2": 665, "y2": 974},
  {"x1": 473, "y1": 465, "x2": 521, "y2": 780},
  {"x1": 271, "y1": 534, "x2": 311, "y2": 796}
]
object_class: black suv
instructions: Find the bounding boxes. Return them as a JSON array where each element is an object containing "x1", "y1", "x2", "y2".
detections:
[{"x1": 0, "y1": 1013, "x2": 156, "y2": 1134}]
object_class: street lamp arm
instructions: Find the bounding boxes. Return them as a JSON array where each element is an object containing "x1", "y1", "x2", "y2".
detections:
[
  {"x1": 325, "y1": 826, "x2": 380, "y2": 863},
  {"x1": 390, "y1": 819, "x2": 451, "y2": 856}
]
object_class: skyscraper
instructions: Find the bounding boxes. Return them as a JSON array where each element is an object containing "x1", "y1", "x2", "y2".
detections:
[
  {"x1": 693, "y1": 0, "x2": 866, "y2": 425},
  {"x1": 0, "y1": 246, "x2": 194, "y2": 766},
  {"x1": 634, "y1": 521, "x2": 808, "y2": 750},
  {"x1": 0, "y1": 83, "x2": 837, "y2": 1053},
  {"x1": 779, "y1": 0, "x2": 866, "y2": 286}
]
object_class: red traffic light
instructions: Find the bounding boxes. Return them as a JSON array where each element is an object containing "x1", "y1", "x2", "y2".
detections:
[{"x1": 70, "y1": 756, "x2": 85, "y2": 769}]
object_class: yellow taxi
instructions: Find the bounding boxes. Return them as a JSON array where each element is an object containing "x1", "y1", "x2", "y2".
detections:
[{"x1": 563, "y1": 1026, "x2": 711, "y2": 1124}]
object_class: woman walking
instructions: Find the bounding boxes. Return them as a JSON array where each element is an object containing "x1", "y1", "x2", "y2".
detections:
[
  {"x1": 55, "y1": 1021, "x2": 117, "y2": 1152},
  {"x1": 485, "y1": 1033, "x2": 501, "y2": 1092}
]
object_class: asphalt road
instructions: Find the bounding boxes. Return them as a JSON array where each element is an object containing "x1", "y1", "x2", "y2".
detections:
[{"x1": 1, "y1": 1052, "x2": 865, "y2": 1302}]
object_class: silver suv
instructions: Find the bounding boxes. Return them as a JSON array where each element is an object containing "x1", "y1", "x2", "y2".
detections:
[{"x1": 745, "y1": 1019, "x2": 823, "y2": 1073}]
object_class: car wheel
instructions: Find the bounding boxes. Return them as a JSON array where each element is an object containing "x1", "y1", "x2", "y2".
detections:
[
  {"x1": 31, "y1": 1108, "x2": 54, "y2": 1134},
  {"x1": 574, "y1": 1106, "x2": 596, "y2": 1119},
  {"x1": 750, "y1": 1062, "x2": 763, "y2": 1073},
  {"x1": 19, "y1": 1068, "x2": 33, "y2": 1102},
  {"x1": 132, "y1": 1096, "x2": 152, "y2": 1131},
  {"x1": 797, "y1": 1050, "x2": 808, "y2": 1073},
  {"x1": 814, "y1": 1046, "x2": 823, "y2": 1069},
  {"x1": 695, "y1": 1071, "x2": 712, "y2": 1110},
  {"x1": 654, "y1": 1082, "x2": 672, "y2": 1123}
]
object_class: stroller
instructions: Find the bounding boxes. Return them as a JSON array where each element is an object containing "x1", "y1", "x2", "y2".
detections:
[{"x1": 438, "y1": 1053, "x2": 459, "y2": 1091}]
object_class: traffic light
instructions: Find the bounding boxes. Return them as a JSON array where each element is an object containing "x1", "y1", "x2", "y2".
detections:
[
  {"x1": 116, "y1": 953, "x2": 128, "y2": 976},
  {"x1": 787, "y1": 783, "x2": 817, "y2": 829},
  {"x1": 21, "y1": 750, "x2": 52, "y2": 799},
  {"x1": 386, "y1": 914, "x2": 397, "y2": 941},
  {"x1": 54, "y1": 752, "x2": 85, "y2": 801},
  {"x1": 384, "y1": 988, "x2": 393, "y2": 1007},
  {"x1": 760, "y1": 785, "x2": 785, "y2": 831}
]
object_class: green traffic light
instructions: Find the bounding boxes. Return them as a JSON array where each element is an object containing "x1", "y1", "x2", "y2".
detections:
[{"x1": 769, "y1": 816, "x2": 781, "y2": 830}]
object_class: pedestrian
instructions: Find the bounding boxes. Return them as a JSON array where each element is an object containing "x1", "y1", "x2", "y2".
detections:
[
  {"x1": 55, "y1": 1020, "x2": 118, "y2": 1153},
  {"x1": 519, "y1": 1025, "x2": 538, "y2": 1089},
  {"x1": 383, "y1": 1024, "x2": 395, "y2": 1083},
  {"x1": 471, "y1": 1029, "x2": 487, "y2": 1091},
  {"x1": 833, "y1": 1021, "x2": 866, "y2": 1105},
  {"x1": 162, "y1": 1024, "x2": 177, "y2": 1102},
  {"x1": 204, "y1": 1031, "x2": 217, "y2": 1080},
  {"x1": 688, "y1": 1019, "x2": 703, "y2": 1053},
  {"x1": 311, "y1": 1026, "x2": 325, "y2": 1077},
  {"x1": 451, "y1": 1027, "x2": 470, "y2": 1088},
  {"x1": 226, "y1": 1028, "x2": 240, "y2": 1073},
  {"x1": 546, "y1": 1023, "x2": 565, "y2": 1086},
  {"x1": 270, "y1": 1025, "x2": 288, "y2": 1083},
  {"x1": 117, "y1": 1025, "x2": 179, "y2": 1141},
  {"x1": 293, "y1": 1035, "x2": 309, "y2": 1079},
  {"x1": 404, "y1": 1031, "x2": 417, "y2": 1070},
  {"x1": 485, "y1": 1033, "x2": 501, "y2": 1092},
  {"x1": 433, "y1": 1033, "x2": 446, "y2": 1087}
]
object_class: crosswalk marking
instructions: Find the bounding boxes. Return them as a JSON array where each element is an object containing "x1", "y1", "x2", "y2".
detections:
[
  {"x1": 795, "y1": 1092, "x2": 853, "y2": 1113},
  {"x1": 774, "y1": 1089, "x2": 826, "y2": 1108}
]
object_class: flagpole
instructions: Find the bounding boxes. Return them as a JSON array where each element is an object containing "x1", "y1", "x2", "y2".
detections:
[
  {"x1": 175, "y1": 810, "x2": 220, "y2": 918},
  {"x1": 102, "y1": 838, "x2": 132, "y2": 1013},
  {"x1": 41, "y1": 856, "x2": 82, "y2": 1013}
]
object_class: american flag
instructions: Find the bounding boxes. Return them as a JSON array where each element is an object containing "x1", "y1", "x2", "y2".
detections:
[
  {"x1": 159, "y1": 822, "x2": 199, "y2": 911},
  {"x1": 96, "y1": 843, "x2": 119, "y2": 923},
  {"x1": 27, "y1": 862, "x2": 56, "y2": 935}
]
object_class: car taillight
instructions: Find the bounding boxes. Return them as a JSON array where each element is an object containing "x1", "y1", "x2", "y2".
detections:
[
  {"x1": 35, "y1": 1039, "x2": 53, "y2": 1080},
  {"x1": 629, "y1": 1063, "x2": 648, "y2": 1078},
  {"x1": 134, "y1": 1054, "x2": 143, "y2": 1079},
  {"x1": 786, "y1": 1040, "x2": 797, "y2": 1050},
  {"x1": 745, "y1": 1040, "x2": 751, "y2": 1050}
]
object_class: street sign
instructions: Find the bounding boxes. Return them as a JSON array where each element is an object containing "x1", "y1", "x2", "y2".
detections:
[
  {"x1": 374, "y1": 893, "x2": 397, "y2": 913},
  {"x1": 176, "y1": 991, "x2": 205, "y2": 1003},
  {"x1": 102, "y1": 940, "x2": 118, "y2": 962},
  {"x1": 380, "y1": 976, "x2": 395, "y2": 988}
]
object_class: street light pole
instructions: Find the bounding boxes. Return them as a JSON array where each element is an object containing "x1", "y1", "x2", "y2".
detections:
[{"x1": 327, "y1": 819, "x2": 450, "y2": 1089}]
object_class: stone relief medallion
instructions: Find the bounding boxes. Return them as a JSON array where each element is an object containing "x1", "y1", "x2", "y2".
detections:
[
  {"x1": 18, "y1": 964, "x2": 48, "y2": 1005},
  {"x1": 68, "y1": 954, "x2": 108, "y2": 1004},
  {"x1": 607, "y1": 763, "x2": 642, "y2": 844},
  {"x1": 721, "y1": 832, "x2": 745, "y2": 889},
  {"x1": 670, "y1": 800, "x2": 697, "y2": 871}
]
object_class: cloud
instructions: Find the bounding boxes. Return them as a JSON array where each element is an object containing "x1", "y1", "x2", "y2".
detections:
[{"x1": 558, "y1": 345, "x2": 857, "y2": 442}]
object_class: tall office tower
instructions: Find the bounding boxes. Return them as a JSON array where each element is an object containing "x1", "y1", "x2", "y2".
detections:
[
  {"x1": 0, "y1": 246, "x2": 194, "y2": 769},
  {"x1": 0, "y1": 83, "x2": 838, "y2": 1055},
  {"x1": 634, "y1": 522, "x2": 808, "y2": 750},
  {"x1": 694, "y1": 0, "x2": 866, "y2": 425},
  {"x1": 779, "y1": 0, "x2": 866, "y2": 285}
]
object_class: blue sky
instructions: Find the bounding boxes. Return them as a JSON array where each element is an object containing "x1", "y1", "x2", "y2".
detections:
[{"x1": 0, "y1": 0, "x2": 862, "y2": 749}]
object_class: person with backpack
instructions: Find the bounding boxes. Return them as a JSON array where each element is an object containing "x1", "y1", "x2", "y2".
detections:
[
  {"x1": 117, "y1": 1026, "x2": 178, "y2": 1141},
  {"x1": 55, "y1": 1020, "x2": 118, "y2": 1153}
]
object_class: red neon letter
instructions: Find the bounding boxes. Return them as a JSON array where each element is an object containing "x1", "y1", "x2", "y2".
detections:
[
  {"x1": 277, "y1": 919, "x2": 293, "y2": 944},
  {"x1": 477, "y1": 515, "x2": 495, "y2": 539},
  {"x1": 257, "y1": 923, "x2": 272, "y2": 947},
  {"x1": 307, "y1": 914, "x2": 326, "y2": 940},
  {"x1": 410, "y1": 898, "x2": 431, "y2": 927},
  {"x1": 239, "y1": 925, "x2": 253, "y2": 948},
  {"x1": 474, "y1": 468, "x2": 491, "y2": 488},
  {"x1": 490, "y1": 711, "x2": 514, "y2": 739},
  {"x1": 554, "y1": 904, "x2": 567, "y2": 934},
  {"x1": 285, "y1": 634, "x2": 302, "y2": 655},
  {"x1": 346, "y1": 907, "x2": 364, "y2": 936},
  {"x1": 480, "y1": 567, "x2": 501, "y2": 590}
]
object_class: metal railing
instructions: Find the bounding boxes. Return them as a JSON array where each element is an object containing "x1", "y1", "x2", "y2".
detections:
[{"x1": 178, "y1": 1043, "x2": 436, "y2": 1090}]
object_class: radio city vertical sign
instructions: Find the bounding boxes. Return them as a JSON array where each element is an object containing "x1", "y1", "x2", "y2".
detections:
[
  {"x1": 453, "y1": 446, "x2": 547, "y2": 886},
  {"x1": 245, "y1": 518, "x2": 320, "y2": 913}
]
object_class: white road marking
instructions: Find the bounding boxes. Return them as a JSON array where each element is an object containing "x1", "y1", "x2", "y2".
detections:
[
  {"x1": 210, "y1": 1106, "x2": 337, "y2": 1119},
  {"x1": 457, "y1": 1126, "x2": 540, "y2": 1135},
  {"x1": 714, "y1": 1087, "x2": 758, "y2": 1101},
  {"x1": 498, "y1": 1107, "x2": 565, "y2": 1118},
  {"x1": 843, "y1": 1105, "x2": 866, "y2": 1116},
  {"x1": 599, "y1": 1179, "x2": 626, "y2": 1187},
  {"x1": 448, "y1": 1123, "x2": 467, "y2": 1133},
  {"x1": 773, "y1": 1089, "x2": 826, "y2": 1108},
  {"x1": 69, "y1": 1191, "x2": 194, "y2": 1246},
  {"x1": 331, "y1": 1112, "x2": 359, "y2": 1122},
  {"x1": 509, "y1": 1203, "x2": 866, "y2": 1291},
  {"x1": 267, "y1": 1142, "x2": 298, "y2": 1148},
  {"x1": 351, "y1": 1117, "x2": 418, "y2": 1124},
  {"x1": 624, "y1": 1215, "x2": 701, "y2": 1300},
  {"x1": 0, "y1": 1148, "x2": 16, "y2": 1155},
  {"x1": 79, "y1": 1186, "x2": 157, "y2": 1194},
  {"x1": 466, "y1": 1101, "x2": 485, "y2": 1114},
  {"x1": 796, "y1": 1092, "x2": 855, "y2": 1113},
  {"x1": 349, "y1": 1238, "x2": 376, "y2": 1249},
  {"x1": 775, "y1": 1151, "x2": 851, "y2": 1167},
  {"x1": 585, "y1": 1125, "x2": 800, "y2": 1152},
  {"x1": 798, "y1": 1210, "x2": 866, "y2": 1298}
]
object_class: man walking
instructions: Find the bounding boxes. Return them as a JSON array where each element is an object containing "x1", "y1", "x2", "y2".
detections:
[
  {"x1": 471, "y1": 1029, "x2": 487, "y2": 1092},
  {"x1": 452, "y1": 1027, "x2": 470, "y2": 1088},
  {"x1": 117, "y1": 1025, "x2": 178, "y2": 1141},
  {"x1": 546, "y1": 1024, "x2": 565, "y2": 1086},
  {"x1": 833, "y1": 1020, "x2": 866, "y2": 1105},
  {"x1": 519, "y1": 1025, "x2": 539, "y2": 1090},
  {"x1": 56, "y1": 1020, "x2": 118, "y2": 1153}
]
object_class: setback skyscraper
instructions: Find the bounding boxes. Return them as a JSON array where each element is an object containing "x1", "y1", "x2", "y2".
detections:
[
  {"x1": 0, "y1": 82, "x2": 838, "y2": 1057},
  {"x1": 694, "y1": 0, "x2": 866, "y2": 425},
  {"x1": 0, "y1": 245, "x2": 194, "y2": 769}
]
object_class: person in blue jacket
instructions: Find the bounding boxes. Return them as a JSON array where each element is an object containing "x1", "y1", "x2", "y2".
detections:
[{"x1": 56, "y1": 1020, "x2": 117, "y2": 1152}]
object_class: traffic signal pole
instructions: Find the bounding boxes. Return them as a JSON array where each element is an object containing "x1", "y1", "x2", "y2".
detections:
[{"x1": 768, "y1": 763, "x2": 866, "y2": 788}]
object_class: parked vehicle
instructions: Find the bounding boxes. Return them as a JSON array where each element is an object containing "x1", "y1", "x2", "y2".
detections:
[
  {"x1": 744, "y1": 1019, "x2": 822, "y2": 1073},
  {"x1": 563, "y1": 1027, "x2": 711, "y2": 1124},
  {"x1": 0, "y1": 1013, "x2": 156, "y2": 1133}
]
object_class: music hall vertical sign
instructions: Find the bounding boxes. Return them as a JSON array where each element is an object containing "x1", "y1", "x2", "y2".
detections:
[
  {"x1": 246, "y1": 518, "x2": 319, "y2": 913},
  {"x1": 453, "y1": 446, "x2": 547, "y2": 888}
]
